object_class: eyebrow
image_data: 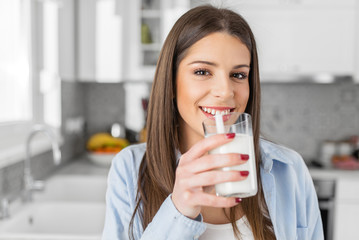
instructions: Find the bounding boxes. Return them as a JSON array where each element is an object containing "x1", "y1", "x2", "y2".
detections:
[{"x1": 188, "y1": 60, "x2": 250, "y2": 69}]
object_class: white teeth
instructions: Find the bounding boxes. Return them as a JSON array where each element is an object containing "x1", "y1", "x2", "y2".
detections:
[{"x1": 201, "y1": 107, "x2": 232, "y2": 116}]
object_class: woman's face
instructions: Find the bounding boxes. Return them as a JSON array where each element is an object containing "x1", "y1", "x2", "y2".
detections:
[{"x1": 176, "y1": 32, "x2": 251, "y2": 151}]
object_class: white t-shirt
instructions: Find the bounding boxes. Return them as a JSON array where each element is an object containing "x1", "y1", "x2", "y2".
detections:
[{"x1": 199, "y1": 216, "x2": 254, "y2": 240}]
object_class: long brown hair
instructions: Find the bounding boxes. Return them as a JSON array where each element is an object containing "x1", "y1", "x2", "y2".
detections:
[{"x1": 130, "y1": 5, "x2": 275, "y2": 240}]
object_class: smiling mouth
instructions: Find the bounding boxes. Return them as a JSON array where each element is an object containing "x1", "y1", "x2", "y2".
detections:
[{"x1": 200, "y1": 106, "x2": 235, "y2": 116}]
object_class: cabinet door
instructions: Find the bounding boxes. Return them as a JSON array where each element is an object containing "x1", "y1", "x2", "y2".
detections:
[
  {"x1": 95, "y1": 0, "x2": 122, "y2": 82},
  {"x1": 78, "y1": 0, "x2": 122, "y2": 82},
  {"x1": 233, "y1": 2, "x2": 356, "y2": 81},
  {"x1": 78, "y1": 0, "x2": 96, "y2": 81},
  {"x1": 121, "y1": 0, "x2": 189, "y2": 81},
  {"x1": 59, "y1": 0, "x2": 76, "y2": 81},
  {"x1": 334, "y1": 178, "x2": 359, "y2": 240},
  {"x1": 120, "y1": 0, "x2": 160, "y2": 81},
  {"x1": 334, "y1": 202, "x2": 359, "y2": 240}
]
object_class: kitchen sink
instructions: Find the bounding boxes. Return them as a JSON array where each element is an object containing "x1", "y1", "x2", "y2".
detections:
[
  {"x1": 0, "y1": 174, "x2": 108, "y2": 239},
  {"x1": 0, "y1": 201, "x2": 105, "y2": 240},
  {"x1": 33, "y1": 175, "x2": 107, "y2": 202}
]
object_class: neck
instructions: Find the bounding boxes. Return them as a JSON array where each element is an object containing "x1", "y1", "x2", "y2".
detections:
[{"x1": 201, "y1": 204, "x2": 244, "y2": 224}]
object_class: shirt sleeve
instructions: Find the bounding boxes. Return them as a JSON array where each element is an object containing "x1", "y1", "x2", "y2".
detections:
[
  {"x1": 102, "y1": 150, "x2": 138, "y2": 240},
  {"x1": 102, "y1": 147, "x2": 207, "y2": 240},
  {"x1": 141, "y1": 195, "x2": 207, "y2": 240}
]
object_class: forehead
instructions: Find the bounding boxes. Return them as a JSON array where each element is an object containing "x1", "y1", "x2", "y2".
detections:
[{"x1": 181, "y1": 32, "x2": 251, "y2": 64}]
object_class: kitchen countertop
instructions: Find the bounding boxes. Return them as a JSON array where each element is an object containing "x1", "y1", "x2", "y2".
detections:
[
  {"x1": 55, "y1": 156, "x2": 110, "y2": 177},
  {"x1": 309, "y1": 167, "x2": 359, "y2": 180},
  {"x1": 55, "y1": 156, "x2": 359, "y2": 181}
]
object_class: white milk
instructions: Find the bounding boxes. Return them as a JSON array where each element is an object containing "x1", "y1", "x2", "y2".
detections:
[{"x1": 209, "y1": 133, "x2": 257, "y2": 198}]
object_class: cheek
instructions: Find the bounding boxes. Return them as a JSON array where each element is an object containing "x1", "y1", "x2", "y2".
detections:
[
  {"x1": 176, "y1": 88, "x2": 188, "y2": 116},
  {"x1": 176, "y1": 74, "x2": 191, "y2": 118},
  {"x1": 176, "y1": 83, "x2": 199, "y2": 118},
  {"x1": 236, "y1": 85, "x2": 250, "y2": 109},
  {"x1": 176, "y1": 74, "x2": 205, "y2": 111}
]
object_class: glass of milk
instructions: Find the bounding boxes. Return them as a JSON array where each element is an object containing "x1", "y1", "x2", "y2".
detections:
[{"x1": 202, "y1": 112, "x2": 257, "y2": 198}]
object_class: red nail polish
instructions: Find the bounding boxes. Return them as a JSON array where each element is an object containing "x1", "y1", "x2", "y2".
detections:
[
  {"x1": 225, "y1": 133, "x2": 235, "y2": 139},
  {"x1": 235, "y1": 198, "x2": 242, "y2": 203},
  {"x1": 240, "y1": 154, "x2": 249, "y2": 160},
  {"x1": 240, "y1": 171, "x2": 249, "y2": 177}
]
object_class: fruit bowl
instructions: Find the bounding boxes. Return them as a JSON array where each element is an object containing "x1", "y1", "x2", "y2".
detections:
[
  {"x1": 87, "y1": 151, "x2": 117, "y2": 167},
  {"x1": 86, "y1": 132, "x2": 130, "y2": 167}
]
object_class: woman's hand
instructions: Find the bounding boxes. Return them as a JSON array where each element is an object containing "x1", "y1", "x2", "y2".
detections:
[{"x1": 171, "y1": 133, "x2": 249, "y2": 219}]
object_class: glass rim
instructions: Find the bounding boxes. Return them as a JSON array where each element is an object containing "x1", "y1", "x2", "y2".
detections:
[{"x1": 202, "y1": 112, "x2": 250, "y2": 126}]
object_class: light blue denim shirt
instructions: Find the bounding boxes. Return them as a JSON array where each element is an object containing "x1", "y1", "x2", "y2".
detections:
[{"x1": 102, "y1": 139, "x2": 324, "y2": 240}]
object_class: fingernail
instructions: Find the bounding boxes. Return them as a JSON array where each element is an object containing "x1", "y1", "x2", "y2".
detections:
[
  {"x1": 240, "y1": 154, "x2": 249, "y2": 160},
  {"x1": 225, "y1": 133, "x2": 235, "y2": 139},
  {"x1": 239, "y1": 171, "x2": 249, "y2": 177},
  {"x1": 235, "y1": 198, "x2": 242, "y2": 203}
]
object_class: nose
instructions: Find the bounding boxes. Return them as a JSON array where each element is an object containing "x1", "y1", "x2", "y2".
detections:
[{"x1": 211, "y1": 75, "x2": 234, "y2": 99}]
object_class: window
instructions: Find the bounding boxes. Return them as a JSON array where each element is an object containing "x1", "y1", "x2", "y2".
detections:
[
  {"x1": 0, "y1": 0, "x2": 62, "y2": 167},
  {"x1": 0, "y1": 0, "x2": 31, "y2": 123}
]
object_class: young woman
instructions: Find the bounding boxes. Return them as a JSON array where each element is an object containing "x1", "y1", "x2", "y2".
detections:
[{"x1": 102, "y1": 5, "x2": 323, "y2": 240}]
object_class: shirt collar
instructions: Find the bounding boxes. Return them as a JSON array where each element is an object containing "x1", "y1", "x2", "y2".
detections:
[{"x1": 260, "y1": 138, "x2": 293, "y2": 173}]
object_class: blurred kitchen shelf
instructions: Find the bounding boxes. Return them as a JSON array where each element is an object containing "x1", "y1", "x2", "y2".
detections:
[
  {"x1": 141, "y1": 9, "x2": 161, "y2": 18},
  {"x1": 141, "y1": 43, "x2": 162, "y2": 51}
]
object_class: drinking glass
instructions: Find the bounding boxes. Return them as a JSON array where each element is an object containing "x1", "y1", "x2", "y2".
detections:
[{"x1": 202, "y1": 112, "x2": 257, "y2": 198}]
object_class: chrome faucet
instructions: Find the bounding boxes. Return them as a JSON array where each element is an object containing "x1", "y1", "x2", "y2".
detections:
[{"x1": 23, "y1": 124, "x2": 61, "y2": 202}]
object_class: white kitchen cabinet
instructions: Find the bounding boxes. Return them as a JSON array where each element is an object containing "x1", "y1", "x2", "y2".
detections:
[
  {"x1": 333, "y1": 178, "x2": 359, "y2": 240},
  {"x1": 77, "y1": 0, "x2": 188, "y2": 82},
  {"x1": 58, "y1": 0, "x2": 76, "y2": 81},
  {"x1": 77, "y1": 0, "x2": 359, "y2": 82},
  {"x1": 225, "y1": 0, "x2": 358, "y2": 82},
  {"x1": 120, "y1": 0, "x2": 188, "y2": 81},
  {"x1": 310, "y1": 169, "x2": 359, "y2": 240},
  {"x1": 77, "y1": 0, "x2": 95, "y2": 81},
  {"x1": 77, "y1": 0, "x2": 122, "y2": 82},
  {"x1": 191, "y1": 0, "x2": 359, "y2": 82},
  {"x1": 119, "y1": 0, "x2": 158, "y2": 81}
]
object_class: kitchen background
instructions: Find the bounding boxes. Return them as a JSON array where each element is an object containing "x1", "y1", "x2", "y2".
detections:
[{"x1": 0, "y1": 0, "x2": 359, "y2": 239}]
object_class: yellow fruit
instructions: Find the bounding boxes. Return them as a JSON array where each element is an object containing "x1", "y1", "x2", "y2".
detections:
[
  {"x1": 87, "y1": 133, "x2": 111, "y2": 150},
  {"x1": 87, "y1": 133, "x2": 130, "y2": 151},
  {"x1": 110, "y1": 138, "x2": 130, "y2": 148}
]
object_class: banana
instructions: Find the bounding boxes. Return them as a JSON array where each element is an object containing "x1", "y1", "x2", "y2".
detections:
[{"x1": 87, "y1": 133, "x2": 130, "y2": 151}]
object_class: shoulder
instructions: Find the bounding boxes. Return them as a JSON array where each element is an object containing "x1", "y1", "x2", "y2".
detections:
[
  {"x1": 109, "y1": 143, "x2": 146, "y2": 187},
  {"x1": 260, "y1": 138, "x2": 305, "y2": 170},
  {"x1": 112, "y1": 143, "x2": 146, "y2": 166},
  {"x1": 260, "y1": 139, "x2": 322, "y2": 237},
  {"x1": 260, "y1": 138, "x2": 313, "y2": 190}
]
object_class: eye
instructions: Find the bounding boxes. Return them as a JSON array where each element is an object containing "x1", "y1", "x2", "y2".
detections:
[
  {"x1": 194, "y1": 69, "x2": 211, "y2": 76},
  {"x1": 231, "y1": 72, "x2": 248, "y2": 80}
]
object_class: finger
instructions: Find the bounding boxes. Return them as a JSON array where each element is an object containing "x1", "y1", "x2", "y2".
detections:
[
  {"x1": 203, "y1": 185, "x2": 214, "y2": 193},
  {"x1": 182, "y1": 170, "x2": 249, "y2": 188},
  {"x1": 186, "y1": 153, "x2": 249, "y2": 173},
  {"x1": 179, "y1": 133, "x2": 235, "y2": 166},
  {"x1": 185, "y1": 191, "x2": 240, "y2": 208}
]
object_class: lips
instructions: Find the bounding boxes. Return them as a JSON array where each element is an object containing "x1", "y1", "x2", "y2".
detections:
[{"x1": 200, "y1": 106, "x2": 234, "y2": 116}]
